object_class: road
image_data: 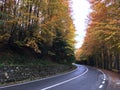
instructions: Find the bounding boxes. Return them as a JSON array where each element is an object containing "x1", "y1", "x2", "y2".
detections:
[{"x1": 0, "y1": 65, "x2": 108, "y2": 90}]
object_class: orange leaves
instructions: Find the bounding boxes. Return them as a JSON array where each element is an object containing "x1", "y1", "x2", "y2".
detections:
[{"x1": 78, "y1": 0, "x2": 120, "y2": 62}]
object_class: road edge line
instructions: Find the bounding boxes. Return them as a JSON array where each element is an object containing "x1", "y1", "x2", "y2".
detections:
[
  {"x1": 98, "y1": 69, "x2": 107, "y2": 81},
  {"x1": 41, "y1": 66, "x2": 88, "y2": 90},
  {"x1": 97, "y1": 69, "x2": 108, "y2": 89},
  {"x1": 0, "y1": 65, "x2": 78, "y2": 89}
]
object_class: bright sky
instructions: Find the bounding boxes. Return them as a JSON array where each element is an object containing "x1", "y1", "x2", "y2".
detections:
[{"x1": 70, "y1": 0, "x2": 91, "y2": 49}]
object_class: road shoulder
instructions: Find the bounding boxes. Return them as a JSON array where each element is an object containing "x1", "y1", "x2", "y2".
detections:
[{"x1": 102, "y1": 70, "x2": 120, "y2": 90}]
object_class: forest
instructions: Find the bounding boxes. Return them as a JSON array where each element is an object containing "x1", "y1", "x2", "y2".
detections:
[
  {"x1": 76, "y1": 0, "x2": 120, "y2": 72},
  {"x1": 0, "y1": 0, "x2": 75, "y2": 65}
]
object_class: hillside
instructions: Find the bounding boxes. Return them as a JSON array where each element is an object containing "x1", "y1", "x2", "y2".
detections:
[{"x1": 0, "y1": 0, "x2": 76, "y2": 85}]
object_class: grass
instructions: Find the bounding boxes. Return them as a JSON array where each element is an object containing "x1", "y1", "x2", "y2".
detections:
[
  {"x1": 0, "y1": 47, "x2": 75, "y2": 86},
  {"x1": 0, "y1": 52, "x2": 57, "y2": 67},
  {"x1": 0, "y1": 44, "x2": 73, "y2": 66}
]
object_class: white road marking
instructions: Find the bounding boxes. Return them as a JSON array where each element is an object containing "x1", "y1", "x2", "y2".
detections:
[
  {"x1": 98, "y1": 69, "x2": 107, "y2": 89},
  {"x1": 116, "y1": 82, "x2": 120, "y2": 85},
  {"x1": 41, "y1": 67, "x2": 88, "y2": 90},
  {"x1": 0, "y1": 65, "x2": 79, "y2": 89},
  {"x1": 98, "y1": 70, "x2": 107, "y2": 81},
  {"x1": 102, "y1": 81, "x2": 105, "y2": 84},
  {"x1": 99, "y1": 85, "x2": 103, "y2": 88}
]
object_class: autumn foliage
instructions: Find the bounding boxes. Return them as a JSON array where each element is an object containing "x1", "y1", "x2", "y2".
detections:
[
  {"x1": 0, "y1": 0, "x2": 75, "y2": 64},
  {"x1": 78, "y1": 0, "x2": 120, "y2": 71}
]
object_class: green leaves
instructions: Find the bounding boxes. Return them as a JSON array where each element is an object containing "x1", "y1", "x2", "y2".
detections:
[
  {"x1": 0, "y1": 0, "x2": 75, "y2": 64},
  {"x1": 0, "y1": 20, "x2": 4, "y2": 25}
]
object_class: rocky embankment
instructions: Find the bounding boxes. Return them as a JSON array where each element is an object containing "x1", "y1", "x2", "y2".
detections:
[{"x1": 0, "y1": 65, "x2": 75, "y2": 86}]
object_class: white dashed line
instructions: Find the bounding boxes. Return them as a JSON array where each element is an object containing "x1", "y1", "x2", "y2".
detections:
[
  {"x1": 102, "y1": 81, "x2": 105, "y2": 84},
  {"x1": 98, "y1": 69, "x2": 107, "y2": 89},
  {"x1": 99, "y1": 85, "x2": 103, "y2": 88},
  {"x1": 98, "y1": 70, "x2": 107, "y2": 80}
]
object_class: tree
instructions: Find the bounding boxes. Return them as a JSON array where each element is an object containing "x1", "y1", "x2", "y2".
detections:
[
  {"x1": 78, "y1": 0, "x2": 120, "y2": 71},
  {"x1": 0, "y1": 0, "x2": 76, "y2": 64}
]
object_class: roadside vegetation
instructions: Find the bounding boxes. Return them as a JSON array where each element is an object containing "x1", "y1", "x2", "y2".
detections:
[
  {"x1": 0, "y1": 0, "x2": 75, "y2": 65},
  {"x1": 76, "y1": 0, "x2": 120, "y2": 72},
  {"x1": 0, "y1": 0, "x2": 76, "y2": 85}
]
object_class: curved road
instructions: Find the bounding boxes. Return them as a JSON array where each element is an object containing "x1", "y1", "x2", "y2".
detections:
[{"x1": 0, "y1": 65, "x2": 108, "y2": 90}]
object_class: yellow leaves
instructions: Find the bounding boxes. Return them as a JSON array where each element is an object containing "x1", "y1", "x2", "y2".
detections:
[
  {"x1": 44, "y1": 0, "x2": 48, "y2": 4},
  {"x1": 51, "y1": 16, "x2": 58, "y2": 22},
  {"x1": 109, "y1": 20, "x2": 118, "y2": 24},
  {"x1": 105, "y1": 32, "x2": 116, "y2": 41},
  {"x1": 31, "y1": 15, "x2": 38, "y2": 20},
  {"x1": 118, "y1": 43, "x2": 120, "y2": 49},
  {"x1": 0, "y1": 33, "x2": 10, "y2": 42},
  {"x1": 24, "y1": 0, "x2": 33, "y2": 5},
  {"x1": 6, "y1": 20, "x2": 17, "y2": 24},
  {"x1": 80, "y1": 0, "x2": 120, "y2": 60},
  {"x1": 0, "y1": 0, "x2": 75, "y2": 61},
  {"x1": 26, "y1": 39, "x2": 41, "y2": 53},
  {"x1": 22, "y1": 13, "x2": 30, "y2": 16}
]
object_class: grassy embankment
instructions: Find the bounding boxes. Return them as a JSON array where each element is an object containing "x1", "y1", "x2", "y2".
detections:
[{"x1": 0, "y1": 44, "x2": 75, "y2": 86}]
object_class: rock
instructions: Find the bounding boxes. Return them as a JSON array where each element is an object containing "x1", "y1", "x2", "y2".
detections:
[
  {"x1": 4, "y1": 72, "x2": 9, "y2": 79},
  {"x1": 0, "y1": 65, "x2": 75, "y2": 85}
]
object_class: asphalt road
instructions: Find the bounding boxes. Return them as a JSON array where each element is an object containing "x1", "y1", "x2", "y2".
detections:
[{"x1": 0, "y1": 65, "x2": 108, "y2": 90}]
